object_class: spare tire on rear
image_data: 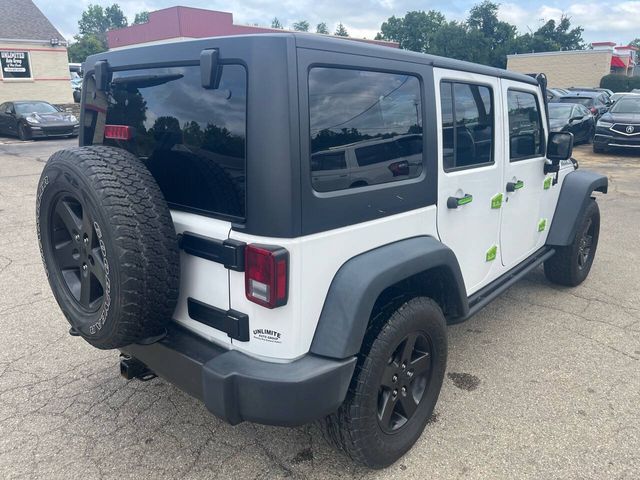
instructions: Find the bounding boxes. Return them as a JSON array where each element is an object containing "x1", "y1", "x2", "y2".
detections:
[{"x1": 36, "y1": 146, "x2": 180, "y2": 349}]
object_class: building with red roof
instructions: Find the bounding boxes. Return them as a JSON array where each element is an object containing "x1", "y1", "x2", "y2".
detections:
[{"x1": 107, "y1": 7, "x2": 398, "y2": 50}]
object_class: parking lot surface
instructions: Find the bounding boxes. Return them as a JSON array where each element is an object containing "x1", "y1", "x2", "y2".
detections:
[{"x1": 0, "y1": 138, "x2": 639, "y2": 479}]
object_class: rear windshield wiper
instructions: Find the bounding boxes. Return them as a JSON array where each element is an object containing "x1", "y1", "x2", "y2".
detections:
[{"x1": 111, "y1": 73, "x2": 183, "y2": 89}]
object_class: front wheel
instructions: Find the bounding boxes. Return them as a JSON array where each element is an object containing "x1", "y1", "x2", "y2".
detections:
[
  {"x1": 18, "y1": 123, "x2": 31, "y2": 141},
  {"x1": 320, "y1": 297, "x2": 447, "y2": 469},
  {"x1": 544, "y1": 199, "x2": 600, "y2": 287}
]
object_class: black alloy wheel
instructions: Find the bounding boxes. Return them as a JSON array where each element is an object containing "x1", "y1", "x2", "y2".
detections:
[
  {"x1": 577, "y1": 217, "x2": 595, "y2": 270},
  {"x1": 544, "y1": 198, "x2": 600, "y2": 287},
  {"x1": 378, "y1": 331, "x2": 432, "y2": 433},
  {"x1": 18, "y1": 123, "x2": 30, "y2": 141},
  {"x1": 50, "y1": 194, "x2": 106, "y2": 312},
  {"x1": 37, "y1": 146, "x2": 180, "y2": 349}
]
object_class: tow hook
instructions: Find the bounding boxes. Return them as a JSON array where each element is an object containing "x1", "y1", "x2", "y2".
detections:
[{"x1": 119, "y1": 354, "x2": 157, "y2": 381}]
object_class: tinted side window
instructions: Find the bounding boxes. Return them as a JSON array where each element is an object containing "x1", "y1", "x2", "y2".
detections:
[
  {"x1": 440, "y1": 81, "x2": 494, "y2": 170},
  {"x1": 309, "y1": 68, "x2": 423, "y2": 192},
  {"x1": 311, "y1": 151, "x2": 346, "y2": 171},
  {"x1": 102, "y1": 65, "x2": 247, "y2": 219},
  {"x1": 507, "y1": 90, "x2": 544, "y2": 161}
]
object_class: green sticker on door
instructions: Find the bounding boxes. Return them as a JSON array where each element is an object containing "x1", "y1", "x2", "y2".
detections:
[
  {"x1": 485, "y1": 245, "x2": 498, "y2": 262},
  {"x1": 491, "y1": 193, "x2": 503, "y2": 209},
  {"x1": 538, "y1": 218, "x2": 547, "y2": 232},
  {"x1": 543, "y1": 177, "x2": 552, "y2": 190}
]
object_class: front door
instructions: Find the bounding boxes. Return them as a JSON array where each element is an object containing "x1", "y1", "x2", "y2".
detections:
[
  {"x1": 499, "y1": 81, "x2": 549, "y2": 267},
  {"x1": 0, "y1": 103, "x2": 16, "y2": 136},
  {"x1": 435, "y1": 69, "x2": 504, "y2": 294}
]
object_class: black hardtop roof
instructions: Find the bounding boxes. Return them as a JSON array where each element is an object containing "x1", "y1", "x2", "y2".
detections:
[{"x1": 87, "y1": 33, "x2": 537, "y2": 86}]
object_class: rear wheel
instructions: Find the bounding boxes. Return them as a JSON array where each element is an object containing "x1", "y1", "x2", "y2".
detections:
[
  {"x1": 585, "y1": 126, "x2": 594, "y2": 144},
  {"x1": 544, "y1": 199, "x2": 600, "y2": 287},
  {"x1": 320, "y1": 297, "x2": 447, "y2": 469}
]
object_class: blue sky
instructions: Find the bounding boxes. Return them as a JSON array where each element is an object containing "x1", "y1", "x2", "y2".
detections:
[{"x1": 35, "y1": 0, "x2": 639, "y2": 46}]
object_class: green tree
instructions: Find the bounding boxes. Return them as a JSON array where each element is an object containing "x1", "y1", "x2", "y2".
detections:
[
  {"x1": 466, "y1": 1, "x2": 517, "y2": 67},
  {"x1": 516, "y1": 15, "x2": 584, "y2": 53},
  {"x1": 335, "y1": 23, "x2": 349, "y2": 37},
  {"x1": 316, "y1": 22, "x2": 329, "y2": 34},
  {"x1": 67, "y1": 34, "x2": 105, "y2": 63},
  {"x1": 133, "y1": 11, "x2": 149, "y2": 25},
  {"x1": 376, "y1": 2, "x2": 585, "y2": 68},
  {"x1": 271, "y1": 17, "x2": 283, "y2": 29},
  {"x1": 293, "y1": 20, "x2": 310, "y2": 32},
  {"x1": 69, "y1": 3, "x2": 130, "y2": 63},
  {"x1": 377, "y1": 10, "x2": 446, "y2": 52},
  {"x1": 629, "y1": 38, "x2": 640, "y2": 48},
  {"x1": 78, "y1": 4, "x2": 127, "y2": 43}
]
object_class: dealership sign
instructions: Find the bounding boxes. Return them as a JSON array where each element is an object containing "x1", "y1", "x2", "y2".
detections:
[{"x1": 1, "y1": 51, "x2": 31, "y2": 79}]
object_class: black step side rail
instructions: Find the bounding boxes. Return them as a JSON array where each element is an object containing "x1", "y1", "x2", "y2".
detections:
[
  {"x1": 188, "y1": 298, "x2": 250, "y2": 342},
  {"x1": 456, "y1": 247, "x2": 555, "y2": 322},
  {"x1": 178, "y1": 231, "x2": 245, "y2": 271}
]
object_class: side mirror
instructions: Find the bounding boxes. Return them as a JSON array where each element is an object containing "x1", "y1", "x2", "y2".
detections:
[
  {"x1": 547, "y1": 131, "x2": 573, "y2": 163},
  {"x1": 4, "y1": 109, "x2": 13, "y2": 115},
  {"x1": 569, "y1": 116, "x2": 582, "y2": 123},
  {"x1": 200, "y1": 49, "x2": 221, "y2": 89}
]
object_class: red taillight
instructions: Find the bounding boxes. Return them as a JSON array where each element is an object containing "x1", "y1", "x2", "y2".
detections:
[
  {"x1": 245, "y1": 244, "x2": 289, "y2": 308},
  {"x1": 104, "y1": 125, "x2": 133, "y2": 140},
  {"x1": 388, "y1": 160, "x2": 410, "y2": 177}
]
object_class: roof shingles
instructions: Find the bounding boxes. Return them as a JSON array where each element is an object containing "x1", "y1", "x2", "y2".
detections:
[{"x1": 0, "y1": 0, "x2": 65, "y2": 42}]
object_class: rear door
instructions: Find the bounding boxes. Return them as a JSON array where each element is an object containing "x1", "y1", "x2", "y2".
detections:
[
  {"x1": 82, "y1": 63, "x2": 248, "y2": 346},
  {"x1": 435, "y1": 69, "x2": 505, "y2": 294},
  {"x1": 499, "y1": 81, "x2": 549, "y2": 268}
]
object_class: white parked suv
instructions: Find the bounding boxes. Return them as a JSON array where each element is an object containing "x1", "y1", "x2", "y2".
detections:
[{"x1": 36, "y1": 34, "x2": 607, "y2": 468}]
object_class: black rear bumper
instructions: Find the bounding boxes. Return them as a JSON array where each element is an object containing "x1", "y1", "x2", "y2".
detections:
[{"x1": 120, "y1": 324, "x2": 356, "y2": 426}]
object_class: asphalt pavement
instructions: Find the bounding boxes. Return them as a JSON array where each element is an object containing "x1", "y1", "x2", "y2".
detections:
[{"x1": 0, "y1": 137, "x2": 639, "y2": 479}]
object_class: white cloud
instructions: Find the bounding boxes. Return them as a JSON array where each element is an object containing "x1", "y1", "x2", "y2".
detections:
[{"x1": 35, "y1": 0, "x2": 639, "y2": 47}]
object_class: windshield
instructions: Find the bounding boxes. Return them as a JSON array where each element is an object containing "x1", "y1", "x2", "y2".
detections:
[
  {"x1": 558, "y1": 97, "x2": 592, "y2": 107},
  {"x1": 549, "y1": 104, "x2": 573, "y2": 119},
  {"x1": 610, "y1": 97, "x2": 640, "y2": 114},
  {"x1": 15, "y1": 102, "x2": 58, "y2": 115}
]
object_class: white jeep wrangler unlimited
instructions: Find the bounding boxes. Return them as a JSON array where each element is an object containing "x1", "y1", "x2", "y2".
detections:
[{"x1": 36, "y1": 34, "x2": 607, "y2": 468}]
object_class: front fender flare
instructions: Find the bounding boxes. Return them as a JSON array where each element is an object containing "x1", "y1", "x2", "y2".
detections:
[
  {"x1": 309, "y1": 236, "x2": 467, "y2": 359},
  {"x1": 546, "y1": 169, "x2": 608, "y2": 247}
]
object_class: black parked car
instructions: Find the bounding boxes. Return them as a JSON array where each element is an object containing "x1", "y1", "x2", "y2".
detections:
[
  {"x1": 593, "y1": 94, "x2": 640, "y2": 153},
  {"x1": 548, "y1": 103, "x2": 595, "y2": 144},
  {"x1": 551, "y1": 91, "x2": 611, "y2": 119},
  {"x1": 546, "y1": 88, "x2": 570, "y2": 101},
  {"x1": 0, "y1": 101, "x2": 79, "y2": 140}
]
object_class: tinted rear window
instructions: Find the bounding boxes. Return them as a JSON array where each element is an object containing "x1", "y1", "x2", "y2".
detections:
[
  {"x1": 308, "y1": 67, "x2": 423, "y2": 192},
  {"x1": 559, "y1": 97, "x2": 592, "y2": 106},
  {"x1": 85, "y1": 64, "x2": 247, "y2": 220}
]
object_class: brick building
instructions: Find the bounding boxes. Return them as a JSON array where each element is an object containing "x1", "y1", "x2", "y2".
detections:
[
  {"x1": 0, "y1": 0, "x2": 72, "y2": 104},
  {"x1": 107, "y1": 6, "x2": 398, "y2": 50},
  {"x1": 506, "y1": 42, "x2": 638, "y2": 89}
]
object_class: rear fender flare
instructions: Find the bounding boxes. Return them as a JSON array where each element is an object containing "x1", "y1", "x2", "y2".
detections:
[{"x1": 309, "y1": 236, "x2": 468, "y2": 359}]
